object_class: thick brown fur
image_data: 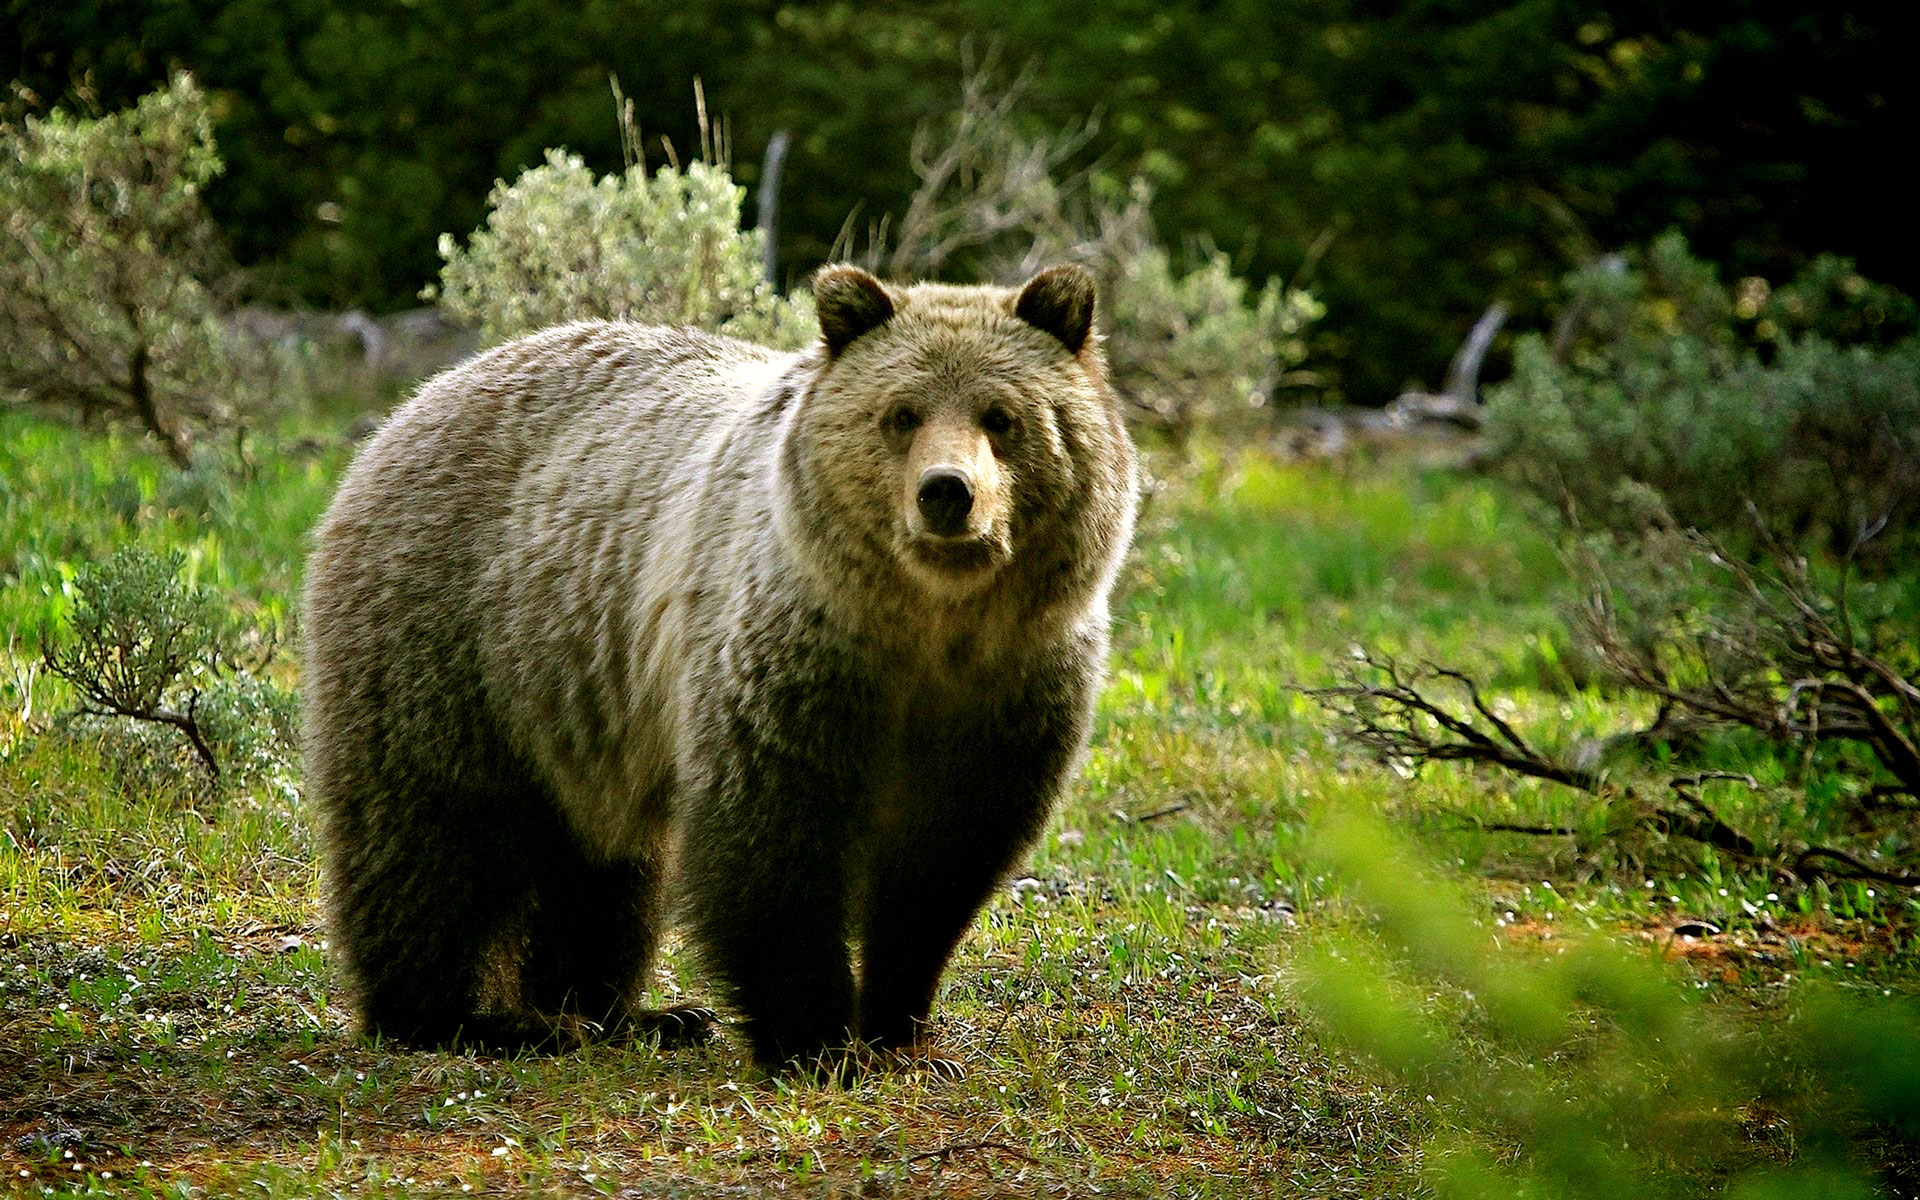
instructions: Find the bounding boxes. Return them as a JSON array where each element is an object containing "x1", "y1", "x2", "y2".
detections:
[{"x1": 302, "y1": 264, "x2": 1137, "y2": 1071}]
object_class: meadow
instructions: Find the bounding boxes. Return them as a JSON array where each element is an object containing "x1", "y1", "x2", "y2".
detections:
[{"x1": 1, "y1": 410, "x2": 1914, "y2": 1198}]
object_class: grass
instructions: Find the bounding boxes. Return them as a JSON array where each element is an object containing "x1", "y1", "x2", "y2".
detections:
[{"x1": 2, "y1": 412, "x2": 1916, "y2": 1197}]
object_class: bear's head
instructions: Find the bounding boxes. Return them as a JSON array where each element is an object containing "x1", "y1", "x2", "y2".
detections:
[{"x1": 783, "y1": 264, "x2": 1135, "y2": 610}]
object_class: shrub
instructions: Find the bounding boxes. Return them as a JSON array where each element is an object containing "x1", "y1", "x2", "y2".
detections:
[
  {"x1": 867, "y1": 57, "x2": 1322, "y2": 438},
  {"x1": 1295, "y1": 809, "x2": 1920, "y2": 1200},
  {"x1": 0, "y1": 75, "x2": 279, "y2": 467},
  {"x1": 1747, "y1": 252, "x2": 1919, "y2": 351},
  {"x1": 1486, "y1": 234, "x2": 1920, "y2": 570},
  {"x1": 39, "y1": 545, "x2": 294, "y2": 789},
  {"x1": 1103, "y1": 236, "x2": 1322, "y2": 438},
  {"x1": 429, "y1": 108, "x2": 814, "y2": 349}
]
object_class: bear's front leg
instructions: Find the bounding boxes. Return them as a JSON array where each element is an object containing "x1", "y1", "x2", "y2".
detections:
[
  {"x1": 858, "y1": 828, "x2": 1018, "y2": 1055},
  {"x1": 678, "y1": 647, "x2": 876, "y2": 1074},
  {"x1": 857, "y1": 663, "x2": 1092, "y2": 1059},
  {"x1": 683, "y1": 826, "x2": 857, "y2": 1071}
]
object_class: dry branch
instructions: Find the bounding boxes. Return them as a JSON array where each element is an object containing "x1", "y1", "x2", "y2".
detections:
[
  {"x1": 878, "y1": 43, "x2": 1101, "y2": 282},
  {"x1": 1298, "y1": 649, "x2": 1916, "y2": 887},
  {"x1": 1578, "y1": 527, "x2": 1920, "y2": 800},
  {"x1": 1299, "y1": 651, "x2": 1604, "y2": 793}
]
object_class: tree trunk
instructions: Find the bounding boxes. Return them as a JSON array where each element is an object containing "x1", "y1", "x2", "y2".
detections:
[{"x1": 126, "y1": 343, "x2": 192, "y2": 468}]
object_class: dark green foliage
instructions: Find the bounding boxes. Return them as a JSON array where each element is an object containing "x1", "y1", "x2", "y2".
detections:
[
  {"x1": 11, "y1": 2, "x2": 1909, "y2": 402},
  {"x1": 6, "y1": 0, "x2": 961, "y2": 311},
  {"x1": 1488, "y1": 234, "x2": 1920, "y2": 571},
  {"x1": 1753, "y1": 253, "x2": 1919, "y2": 351}
]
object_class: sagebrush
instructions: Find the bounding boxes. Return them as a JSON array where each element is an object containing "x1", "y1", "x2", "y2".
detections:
[
  {"x1": 0, "y1": 75, "x2": 285, "y2": 467},
  {"x1": 1487, "y1": 234, "x2": 1920, "y2": 570},
  {"x1": 429, "y1": 93, "x2": 814, "y2": 350}
]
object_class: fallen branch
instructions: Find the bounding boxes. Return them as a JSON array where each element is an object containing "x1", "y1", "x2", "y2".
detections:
[
  {"x1": 1299, "y1": 652, "x2": 1605, "y2": 793},
  {"x1": 1298, "y1": 651, "x2": 1918, "y2": 887},
  {"x1": 1117, "y1": 801, "x2": 1193, "y2": 825},
  {"x1": 1791, "y1": 847, "x2": 1920, "y2": 889},
  {"x1": 1580, "y1": 526, "x2": 1920, "y2": 801},
  {"x1": 1467, "y1": 821, "x2": 1580, "y2": 837}
]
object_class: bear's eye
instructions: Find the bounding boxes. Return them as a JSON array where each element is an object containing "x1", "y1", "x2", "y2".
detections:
[
  {"x1": 980, "y1": 407, "x2": 1017, "y2": 437},
  {"x1": 886, "y1": 406, "x2": 923, "y2": 436}
]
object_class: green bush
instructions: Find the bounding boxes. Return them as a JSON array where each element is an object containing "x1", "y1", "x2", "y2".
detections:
[
  {"x1": 1296, "y1": 809, "x2": 1920, "y2": 1200},
  {"x1": 1104, "y1": 238, "x2": 1322, "y2": 436},
  {"x1": 429, "y1": 147, "x2": 814, "y2": 349},
  {"x1": 1487, "y1": 234, "x2": 1920, "y2": 569},
  {"x1": 0, "y1": 75, "x2": 282, "y2": 468},
  {"x1": 38, "y1": 545, "x2": 295, "y2": 790},
  {"x1": 42, "y1": 547, "x2": 232, "y2": 718}
]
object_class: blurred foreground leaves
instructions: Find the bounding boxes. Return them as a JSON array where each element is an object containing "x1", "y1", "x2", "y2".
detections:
[{"x1": 1294, "y1": 808, "x2": 1920, "y2": 1198}]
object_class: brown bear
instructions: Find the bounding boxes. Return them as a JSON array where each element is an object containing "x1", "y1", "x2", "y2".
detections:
[{"x1": 301, "y1": 264, "x2": 1137, "y2": 1073}]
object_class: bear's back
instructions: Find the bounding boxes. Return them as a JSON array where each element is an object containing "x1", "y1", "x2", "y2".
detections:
[{"x1": 305, "y1": 322, "x2": 796, "y2": 854}]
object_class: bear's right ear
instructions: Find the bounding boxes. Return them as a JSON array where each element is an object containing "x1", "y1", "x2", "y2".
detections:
[{"x1": 814, "y1": 265, "x2": 896, "y2": 356}]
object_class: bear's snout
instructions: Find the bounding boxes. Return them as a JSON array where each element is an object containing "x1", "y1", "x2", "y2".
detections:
[{"x1": 916, "y1": 467, "x2": 975, "y2": 537}]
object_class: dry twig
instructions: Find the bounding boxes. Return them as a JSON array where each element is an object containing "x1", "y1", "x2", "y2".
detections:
[
  {"x1": 1298, "y1": 649, "x2": 1917, "y2": 887},
  {"x1": 1579, "y1": 527, "x2": 1920, "y2": 799},
  {"x1": 904, "y1": 1140, "x2": 1044, "y2": 1168}
]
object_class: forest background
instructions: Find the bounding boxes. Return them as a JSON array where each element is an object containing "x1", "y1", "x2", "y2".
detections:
[{"x1": 11, "y1": 0, "x2": 1912, "y2": 403}]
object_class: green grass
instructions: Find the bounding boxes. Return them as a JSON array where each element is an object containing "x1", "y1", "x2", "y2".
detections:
[{"x1": 2, "y1": 413, "x2": 1915, "y2": 1197}]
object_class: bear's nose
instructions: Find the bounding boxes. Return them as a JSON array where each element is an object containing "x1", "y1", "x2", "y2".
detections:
[{"x1": 916, "y1": 468, "x2": 974, "y2": 537}]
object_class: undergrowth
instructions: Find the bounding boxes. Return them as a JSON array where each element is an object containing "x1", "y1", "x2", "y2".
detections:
[{"x1": 1, "y1": 412, "x2": 1915, "y2": 1197}]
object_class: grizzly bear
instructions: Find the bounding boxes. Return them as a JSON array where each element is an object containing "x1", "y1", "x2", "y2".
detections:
[{"x1": 302, "y1": 264, "x2": 1137, "y2": 1073}]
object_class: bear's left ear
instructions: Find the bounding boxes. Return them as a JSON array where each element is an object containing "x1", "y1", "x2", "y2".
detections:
[
  {"x1": 1014, "y1": 265, "x2": 1096, "y2": 354},
  {"x1": 814, "y1": 264, "x2": 896, "y2": 356}
]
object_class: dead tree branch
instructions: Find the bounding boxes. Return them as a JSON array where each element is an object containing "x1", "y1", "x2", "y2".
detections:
[
  {"x1": 1299, "y1": 651, "x2": 1606, "y2": 793},
  {"x1": 1298, "y1": 650, "x2": 1916, "y2": 886},
  {"x1": 1791, "y1": 847, "x2": 1920, "y2": 888},
  {"x1": 859, "y1": 42, "x2": 1104, "y2": 282},
  {"x1": 1578, "y1": 528, "x2": 1920, "y2": 800}
]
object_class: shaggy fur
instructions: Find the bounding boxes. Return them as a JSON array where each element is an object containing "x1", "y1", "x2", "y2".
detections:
[{"x1": 302, "y1": 264, "x2": 1138, "y2": 1071}]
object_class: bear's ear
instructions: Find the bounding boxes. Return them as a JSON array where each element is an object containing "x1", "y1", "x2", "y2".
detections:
[
  {"x1": 814, "y1": 265, "x2": 896, "y2": 355},
  {"x1": 1014, "y1": 264, "x2": 1096, "y2": 354}
]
